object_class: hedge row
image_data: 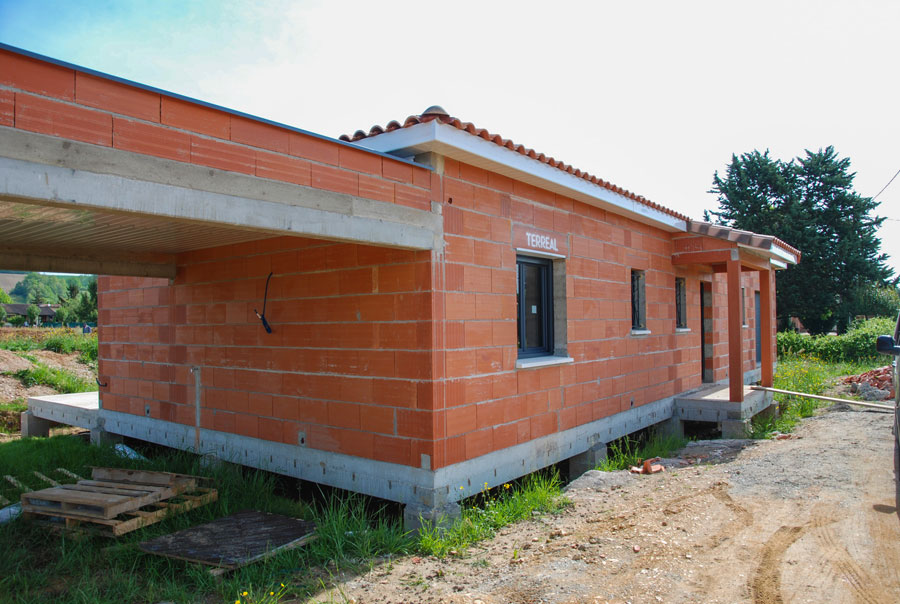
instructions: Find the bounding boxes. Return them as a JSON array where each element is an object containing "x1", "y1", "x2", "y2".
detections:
[{"x1": 777, "y1": 316, "x2": 897, "y2": 362}]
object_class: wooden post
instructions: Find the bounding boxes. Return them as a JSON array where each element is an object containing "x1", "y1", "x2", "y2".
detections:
[
  {"x1": 759, "y1": 269, "x2": 774, "y2": 387},
  {"x1": 726, "y1": 257, "x2": 744, "y2": 402}
]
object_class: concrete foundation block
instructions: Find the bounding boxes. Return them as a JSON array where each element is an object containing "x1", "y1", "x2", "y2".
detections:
[
  {"x1": 90, "y1": 427, "x2": 123, "y2": 446},
  {"x1": 404, "y1": 501, "x2": 461, "y2": 532},
  {"x1": 656, "y1": 415, "x2": 684, "y2": 440},
  {"x1": 720, "y1": 419, "x2": 750, "y2": 439},
  {"x1": 20, "y1": 411, "x2": 50, "y2": 437},
  {"x1": 568, "y1": 442, "x2": 608, "y2": 478}
]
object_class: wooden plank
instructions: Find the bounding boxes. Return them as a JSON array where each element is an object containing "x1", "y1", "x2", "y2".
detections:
[
  {"x1": 138, "y1": 509, "x2": 315, "y2": 569},
  {"x1": 110, "y1": 488, "x2": 218, "y2": 536},
  {"x1": 61, "y1": 481, "x2": 173, "y2": 497},
  {"x1": 91, "y1": 467, "x2": 198, "y2": 490},
  {"x1": 33, "y1": 471, "x2": 60, "y2": 487},
  {"x1": 750, "y1": 386, "x2": 894, "y2": 411},
  {"x1": 4, "y1": 475, "x2": 31, "y2": 493},
  {"x1": 55, "y1": 468, "x2": 83, "y2": 481}
]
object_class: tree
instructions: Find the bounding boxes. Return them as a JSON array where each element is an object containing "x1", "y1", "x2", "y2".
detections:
[
  {"x1": 66, "y1": 279, "x2": 80, "y2": 300},
  {"x1": 0, "y1": 287, "x2": 11, "y2": 304},
  {"x1": 74, "y1": 292, "x2": 97, "y2": 323},
  {"x1": 0, "y1": 305, "x2": 6, "y2": 324},
  {"x1": 847, "y1": 283, "x2": 900, "y2": 319},
  {"x1": 26, "y1": 304, "x2": 40, "y2": 326},
  {"x1": 54, "y1": 306, "x2": 70, "y2": 325},
  {"x1": 708, "y1": 146, "x2": 893, "y2": 334}
]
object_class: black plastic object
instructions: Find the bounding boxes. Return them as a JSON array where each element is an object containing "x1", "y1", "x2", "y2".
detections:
[
  {"x1": 876, "y1": 334, "x2": 900, "y2": 356},
  {"x1": 254, "y1": 272, "x2": 274, "y2": 334}
]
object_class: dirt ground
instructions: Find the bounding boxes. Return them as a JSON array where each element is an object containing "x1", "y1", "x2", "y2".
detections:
[
  {"x1": 0, "y1": 349, "x2": 92, "y2": 439},
  {"x1": 316, "y1": 407, "x2": 900, "y2": 604}
]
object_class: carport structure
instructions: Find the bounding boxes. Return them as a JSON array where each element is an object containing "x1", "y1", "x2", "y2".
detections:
[{"x1": 1, "y1": 44, "x2": 449, "y2": 521}]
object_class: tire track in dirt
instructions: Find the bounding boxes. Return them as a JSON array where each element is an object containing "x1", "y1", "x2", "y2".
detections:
[
  {"x1": 708, "y1": 488, "x2": 752, "y2": 548},
  {"x1": 751, "y1": 524, "x2": 806, "y2": 604},
  {"x1": 810, "y1": 509, "x2": 892, "y2": 604}
]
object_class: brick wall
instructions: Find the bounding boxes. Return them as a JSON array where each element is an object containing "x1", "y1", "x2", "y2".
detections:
[
  {"x1": 433, "y1": 159, "x2": 765, "y2": 466},
  {"x1": 0, "y1": 48, "x2": 431, "y2": 210},
  {"x1": 98, "y1": 236, "x2": 436, "y2": 467}
]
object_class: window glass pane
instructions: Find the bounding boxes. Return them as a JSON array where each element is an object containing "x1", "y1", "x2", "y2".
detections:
[
  {"x1": 675, "y1": 277, "x2": 686, "y2": 328},
  {"x1": 523, "y1": 262, "x2": 544, "y2": 349},
  {"x1": 631, "y1": 270, "x2": 645, "y2": 329}
]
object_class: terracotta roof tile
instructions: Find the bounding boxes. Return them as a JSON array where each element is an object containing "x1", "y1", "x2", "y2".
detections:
[{"x1": 341, "y1": 106, "x2": 691, "y2": 222}]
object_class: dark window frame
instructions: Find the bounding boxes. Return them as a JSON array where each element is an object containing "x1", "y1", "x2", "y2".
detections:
[
  {"x1": 675, "y1": 277, "x2": 687, "y2": 329},
  {"x1": 516, "y1": 255, "x2": 554, "y2": 357},
  {"x1": 631, "y1": 269, "x2": 646, "y2": 330}
]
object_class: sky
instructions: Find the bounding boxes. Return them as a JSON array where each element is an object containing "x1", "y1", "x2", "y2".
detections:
[{"x1": 1, "y1": 0, "x2": 897, "y2": 276}]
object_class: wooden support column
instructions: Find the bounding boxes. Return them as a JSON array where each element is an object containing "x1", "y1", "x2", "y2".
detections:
[
  {"x1": 759, "y1": 269, "x2": 774, "y2": 387},
  {"x1": 726, "y1": 257, "x2": 744, "y2": 402}
]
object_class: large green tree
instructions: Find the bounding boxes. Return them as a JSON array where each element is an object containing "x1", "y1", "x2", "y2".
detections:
[{"x1": 707, "y1": 146, "x2": 893, "y2": 334}]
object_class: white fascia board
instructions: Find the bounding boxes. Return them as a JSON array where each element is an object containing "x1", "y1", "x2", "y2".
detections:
[
  {"x1": 355, "y1": 122, "x2": 687, "y2": 233},
  {"x1": 738, "y1": 242, "x2": 798, "y2": 267},
  {"x1": 769, "y1": 244, "x2": 798, "y2": 265},
  {"x1": 353, "y1": 122, "x2": 438, "y2": 155}
]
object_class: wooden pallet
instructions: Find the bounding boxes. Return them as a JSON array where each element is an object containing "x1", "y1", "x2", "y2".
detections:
[{"x1": 21, "y1": 468, "x2": 217, "y2": 536}]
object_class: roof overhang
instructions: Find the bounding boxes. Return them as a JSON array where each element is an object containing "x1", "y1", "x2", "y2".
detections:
[
  {"x1": 354, "y1": 121, "x2": 687, "y2": 233},
  {"x1": 684, "y1": 221, "x2": 799, "y2": 269}
]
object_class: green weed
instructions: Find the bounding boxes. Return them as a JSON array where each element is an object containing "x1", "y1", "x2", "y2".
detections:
[
  {"x1": 597, "y1": 431, "x2": 688, "y2": 472},
  {"x1": 417, "y1": 470, "x2": 568, "y2": 558},
  {"x1": 0, "y1": 398, "x2": 27, "y2": 432},
  {"x1": 750, "y1": 353, "x2": 884, "y2": 438},
  {"x1": 11, "y1": 360, "x2": 93, "y2": 394},
  {"x1": 0, "y1": 327, "x2": 98, "y2": 362}
]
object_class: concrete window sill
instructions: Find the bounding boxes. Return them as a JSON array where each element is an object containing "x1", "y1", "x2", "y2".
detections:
[
  {"x1": 516, "y1": 355, "x2": 575, "y2": 370},
  {"x1": 675, "y1": 327, "x2": 692, "y2": 333},
  {"x1": 630, "y1": 329, "x2": 652, "y2": 336}
]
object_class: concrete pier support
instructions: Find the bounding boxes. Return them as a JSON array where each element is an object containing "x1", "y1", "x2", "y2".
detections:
[
  {"x1": 568, "y1": 442, "x2": 608, "y2": 478},
  {"x1": 404, "y1": 502, "x2": 461, "y2": 531},
  {"x1": 656, "y1": 415, "x2": 684, "y2": 440},
  {"x1": 720, "y1": 419, "x2": 750, "y2": 439},
  {"x1": 20, "y1": 411, "x2": 50, "y2": 437}
]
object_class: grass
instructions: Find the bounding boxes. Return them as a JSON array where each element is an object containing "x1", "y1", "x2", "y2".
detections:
[
  {"x1": 597, "y1": 430, "x2": 688, "y2": 472},
  {"x1": 417, "y1": 470, "x2": 569, "y2": 558},
  {"x1": 0, "y1": 327, "x2": 98, "y2": 364},
  {"x1": 0, "y1": 435, "x2": 569, "y2": 603},
  {"x1": 0, "y1": 398, "x2": 27, "y2": 433},
  {"x1": 749, "y1": 353, "x2": 885, "y2": 438},
  {"x1": 11, "y1": 356, "x2": 94, "y2": 394}
]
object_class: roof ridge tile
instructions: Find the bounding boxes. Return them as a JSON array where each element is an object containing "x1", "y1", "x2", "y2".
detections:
[{"x1": 342, "y1": 107, "x2": 691, "y2": 222}]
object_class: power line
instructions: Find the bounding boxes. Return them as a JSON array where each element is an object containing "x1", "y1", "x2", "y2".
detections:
[{"x1": 872, "y1": 166, "x2": 900, "y2": 200}]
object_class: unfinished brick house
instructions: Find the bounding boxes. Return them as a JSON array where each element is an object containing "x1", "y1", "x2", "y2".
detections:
[{"x1": 0, "y1": 44, "x2": 798, "y2": 523}]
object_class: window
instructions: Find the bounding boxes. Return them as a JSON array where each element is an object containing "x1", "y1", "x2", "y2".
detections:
[
  {"x1": 516, "y1": 255, "x2": 553, "y2": 357},
  {"x1": 675, "y1": 277, "x2": 687, "y2": 329},
  {"x1": 631, "y1": 269, "x2": 646, "y2": 331}
]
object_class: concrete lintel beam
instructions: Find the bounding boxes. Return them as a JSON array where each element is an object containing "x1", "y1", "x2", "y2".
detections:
[
  {"x1": 0, "y1": 250, "x2": 176, "y2": 279},
  {"x1": 0, "y1": 128, "x2": 442, "y2": 251}
]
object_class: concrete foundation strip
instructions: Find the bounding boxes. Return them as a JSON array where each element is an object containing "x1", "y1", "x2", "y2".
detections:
[{"x1": 750, "y1": 386, "x2": 893, "y2": 411}]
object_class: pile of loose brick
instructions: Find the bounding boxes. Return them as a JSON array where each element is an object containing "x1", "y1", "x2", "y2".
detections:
[{"x1": 842, "y1": 366, "x2": 895, "y2": 400}]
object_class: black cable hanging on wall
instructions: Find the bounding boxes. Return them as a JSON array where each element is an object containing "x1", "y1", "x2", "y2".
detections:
[{"x1": 254, "y1": 272, "x2": 274, "y2": 334}]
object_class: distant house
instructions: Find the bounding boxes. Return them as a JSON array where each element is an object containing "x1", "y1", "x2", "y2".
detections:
[{"x1": 1, "y1": 303, "x2": 58, "y2": 324}]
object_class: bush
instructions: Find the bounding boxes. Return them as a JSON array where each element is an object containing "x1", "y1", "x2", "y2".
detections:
[{"x1": 776, "y1": 316, "x2": 895, "y2": 363}]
